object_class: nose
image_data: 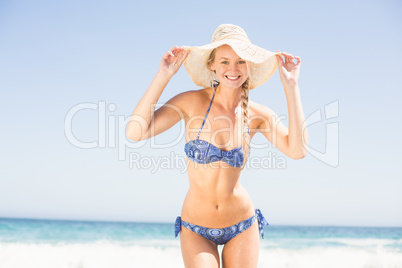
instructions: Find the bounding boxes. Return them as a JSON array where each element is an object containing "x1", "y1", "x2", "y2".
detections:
[{"x1": 228, "y1": 62, "x2": 239, "y2": 72}]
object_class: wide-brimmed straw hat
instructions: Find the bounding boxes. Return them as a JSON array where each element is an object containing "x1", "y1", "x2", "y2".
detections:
[{"x1": 183, "y1": 24, "x2": 281, "y2": 90}]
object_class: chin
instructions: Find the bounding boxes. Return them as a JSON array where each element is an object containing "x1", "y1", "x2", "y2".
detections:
[{"x1": 222, "y1": 83, "x2": 243, "y2": 89}]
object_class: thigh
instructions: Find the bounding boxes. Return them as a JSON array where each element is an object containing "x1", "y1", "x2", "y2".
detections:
[
  {"x1": 221, "y1": 220, "x2": 260, "y2": 268},
  {"x1": 180, "y1": 225, "x2": 220, "y2": 268}
]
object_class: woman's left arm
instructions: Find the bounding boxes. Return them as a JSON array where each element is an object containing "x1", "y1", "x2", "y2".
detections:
[
  {"x1": 276, "y1": 51, "x2": 308, "y2": 159},
  {"x1": 254, "y1": 51, "x2": 308, "y2": 159}
]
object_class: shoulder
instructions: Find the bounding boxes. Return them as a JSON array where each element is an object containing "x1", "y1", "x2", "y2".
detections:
[
  {"x1": 166, "y1": 87, "x2": 210, "y2": 119},
  {"x1": 168, "y1": 88, "x2": 210, "y2": 106},
  {"x1": 248, "y1": 100, "x2": 277, "y2": 129},
  {"x1": 248, "y1": 99, "x2": 273, "y2": 116}
]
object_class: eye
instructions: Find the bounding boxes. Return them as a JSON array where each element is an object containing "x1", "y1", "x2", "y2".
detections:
[
  {"x1": 221, "y1": 61, "x2": 229, "y2": 64},
  {"x1": 238, "y1": 60, "x2": 246, "y2": 64}
]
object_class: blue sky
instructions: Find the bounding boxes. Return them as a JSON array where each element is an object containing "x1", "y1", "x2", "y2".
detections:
[{"x1": 0, "y1": 0, "x2": 401, "y2": 227}]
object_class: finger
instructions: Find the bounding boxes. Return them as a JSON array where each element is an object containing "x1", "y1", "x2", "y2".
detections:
[
  {"x1": 276, "y1": 54, "x2": 283, "y2": 66},
  {"x1": 176, "y1": 49, "x2": 191, "y2": 66},
  {"x1": 276, "y1": 49, "x2": 286, "y2": 63},
  {"x1": 174, "y1": 49, "x2": 185, "y2": 62},
  {"x1": 171, "y1": 45, "x2": 184, "y2": 56},
  {"x1": 179, "y1": 48, "x2": 190, "y2": 59},
  {"x1": 172, "y1": 48, "x2": 186, "y2": 64},
  {"x1": 294, "y1": 56, "x2": 301, "y2": 65},
  {"x1": 289, "y1": 55, "x2": 295, "y2": 63},
  {"x1": 282, "y1": 52, "x2": 291, "y2": 62},
  {"x1": 163, "y1": 50, "x2": 174, "y2": 60},
  {"x1": 177, "y1": 46, "x2": 186, "y2": 56},
  {"x1": 288, "y1": 54, "x2": 294, "y2": 63},
  {"x1": 170, "y1": 45, "x2": 180, "y2": 52},
  {"x1": 170, "y1": 46, "x2": 179, "y2": 54}
]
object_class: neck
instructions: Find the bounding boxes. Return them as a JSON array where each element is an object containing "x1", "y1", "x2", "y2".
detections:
[{"x1": 215, "y1": 84, "x2": 243, "y2": 112}]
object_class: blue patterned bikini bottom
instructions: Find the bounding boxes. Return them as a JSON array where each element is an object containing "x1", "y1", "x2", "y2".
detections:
[{"x1": 175, "y1": 209, "x2": 269, "y2": 245}]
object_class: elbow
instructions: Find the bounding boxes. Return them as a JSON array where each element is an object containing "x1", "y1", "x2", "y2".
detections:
[
  {"x1": 289, "y1": 135, "x2": 308, "y2": 160},
  {"x1": 289, "y1": 148, "x2": 308, "y2": 160},
  {"x1": 126, "y1": 133, "x2": 139, "y2": 142},
  {"x1": 126, "y1": 129, "x2": 142, "y2": 142},
  {"x1": 126, "y1": 119, "x2": 150, "y2": 142},
  {"x1": 126, "y1": 132, "x2": 136, "y2": 142},
  {"x1": 290, "y1": 152, "x2": 307, "y2": 160},
  {"x1": 126, "y1": 132, "x2": 145, "y2": 142}
]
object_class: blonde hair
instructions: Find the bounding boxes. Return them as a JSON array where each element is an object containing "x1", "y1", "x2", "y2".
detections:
[
  {"x1": 240, "y1": 78, "x2": 251, "y2": 169},
  {"x1": 207, "y1": 48, "x2": 251, "y2": 169}
]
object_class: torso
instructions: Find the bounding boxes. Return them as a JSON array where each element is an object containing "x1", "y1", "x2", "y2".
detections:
[{"x1": 181, "y1": 86, "x2": 262, "y2": 227}]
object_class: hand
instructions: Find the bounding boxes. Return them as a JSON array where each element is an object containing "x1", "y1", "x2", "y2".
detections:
[
  {"x1": 159, "y1": 46, "x2": 191, "y2": 77},
  {"x1": 276, "y1": 50, "x2": 301, "y2": 89}
]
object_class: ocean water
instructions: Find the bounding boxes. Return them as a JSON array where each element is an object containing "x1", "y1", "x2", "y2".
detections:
[{"x1": 0, "y1": 218, "x2": 401, "y2": 268}]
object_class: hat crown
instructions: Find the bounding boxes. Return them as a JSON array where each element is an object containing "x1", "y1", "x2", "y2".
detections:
[
  {"x1": 184, "y1": 24, "x2": 279, "y2": 90},
  {"x1": 211, "y1": 24, "x2": 251, "y2": 43}
]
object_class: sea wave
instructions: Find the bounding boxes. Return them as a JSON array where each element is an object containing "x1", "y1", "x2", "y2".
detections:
[
  {"x1": 259, "y1": 247, "x2": 402, "y2": 268},
  {"x1": 260, "y1": 237, "x2": 402, "y2": 251},
  {"x1": 1, "y1": 241, "x2": 402, "y2": 268}
]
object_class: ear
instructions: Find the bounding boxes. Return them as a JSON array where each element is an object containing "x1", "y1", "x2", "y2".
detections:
[{"x1": 209, "y1": 62, "x2": 216, "y2": 72}]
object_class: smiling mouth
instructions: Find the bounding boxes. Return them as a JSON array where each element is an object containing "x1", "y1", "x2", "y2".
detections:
[{"x1": 225, "y1": 75, "x2": 241, "y2": 81}]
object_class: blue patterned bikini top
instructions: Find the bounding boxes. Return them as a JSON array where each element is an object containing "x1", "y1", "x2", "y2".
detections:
[{"x1": 184, "y1": 82, "x2": 249, "y2": 168}]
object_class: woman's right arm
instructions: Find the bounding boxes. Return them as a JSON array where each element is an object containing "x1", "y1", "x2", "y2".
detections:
[{"x1": 126, "y1": 46, "x2": 191, "y2": 141}]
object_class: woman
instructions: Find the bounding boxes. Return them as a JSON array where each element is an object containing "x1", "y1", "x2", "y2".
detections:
[{"x1": 127, "y1": 24, "x2": 308, "y2": 268}]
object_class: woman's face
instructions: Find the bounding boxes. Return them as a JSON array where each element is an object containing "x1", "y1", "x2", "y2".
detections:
[{"x1": 210, "y1": 45, "x2": 248, "y2": 89}]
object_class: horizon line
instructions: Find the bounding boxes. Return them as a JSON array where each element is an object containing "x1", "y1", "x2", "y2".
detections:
[{"x1": 1, "y1": 215, "x2": 401, "y2": 229}]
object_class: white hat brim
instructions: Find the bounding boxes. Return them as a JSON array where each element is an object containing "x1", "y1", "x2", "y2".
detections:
[{"x1": 183, "y1": 40, "x2": 281, "y2": 89}]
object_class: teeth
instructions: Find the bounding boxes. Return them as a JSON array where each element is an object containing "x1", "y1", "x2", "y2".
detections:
[{"x1": 227, "y1": 76, "x2": 240, "y2": 80}]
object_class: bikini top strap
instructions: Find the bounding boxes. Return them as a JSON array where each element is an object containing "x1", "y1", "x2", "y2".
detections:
[{"x1": 196, "y1": 82, "x2": 219, "y2": 140}]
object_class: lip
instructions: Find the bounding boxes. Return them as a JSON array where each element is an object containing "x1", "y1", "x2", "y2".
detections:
[{"x1": 225, "y1": 75, "x2": 241, "y2": 81}]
